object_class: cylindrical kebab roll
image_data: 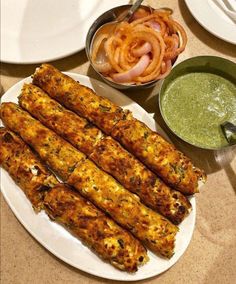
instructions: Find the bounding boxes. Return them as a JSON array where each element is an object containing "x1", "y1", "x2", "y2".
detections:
[
  {"x1": 89, "y1": 136, "x2": 191, "y2": 224},
  {"x1": 44, "y1": 184, "x2": 148, "y2": 272},
  {"x1": 32, "y1": 64, "x2": 129, "y2": 135},
  {"x1": 0, "y1": 103, "x2": 86, "y2": 181},
  {"x1": 0, "y1": 128, "x2": 148, "y2": 271},
  {"x1": 67, "y1": 159, "x2": 178, "y2": 258},
  {"x1": 0, "y1": 103, "x2": 178, "y2": 258},
  {"x1": 19, "y1": 83, "x2": 191, "y2": 224},
  {"x1": 0, "y1": 127, "x2": 58, "y2": 211},
  {"x1": 19, "y1": 84, "x2": 103, "y2": 156},
  {"x1": 111, "y1": 117, "x2": 206, "y2": 195},
  {"x1": 32, "y1": 63, "x2": 205, "y2": 195}
]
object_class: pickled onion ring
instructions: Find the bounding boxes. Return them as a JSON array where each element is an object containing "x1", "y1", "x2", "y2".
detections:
[
  {"x1": 117, "y1": 27, "x2": 163, "y2": 72},
  {"x1": 171, "y1": 20, "x2": 187, "y2": 54},
  {"x1": 90, "y1": 8, "x2": 188, "y2": 85},
  {"x1": 164, "y1": 35, "x2": 179, "y2": 60},
  {"x1": 133, "y1": 28, "x2": 165, "y2": 77},
  {"x1": 112, "y1": 54, "x2": 150, "y2": 83},
  {"x1": 104, "y1": 36, "x2": 124, "y2": 73},
  {"x1": 132, "y1": 42, "x2": 152, "y2": 57},
  {"x1": 145, "y1": 20, "x2": 161, "y2": 32},
  {"x1": 114, "y1": 46, "x2": 121, "y2": 64}
]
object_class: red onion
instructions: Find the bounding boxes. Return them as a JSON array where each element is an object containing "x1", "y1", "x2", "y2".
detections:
[
  {"x1": 132, "y1": 42, "x2": 152, "y2": 57},
  {"x1": 146, "y1": 20, "x2": 161, "y2": 32},
  {"x1": 112, "y1": 54, "x2": 150, "y2": 83}
]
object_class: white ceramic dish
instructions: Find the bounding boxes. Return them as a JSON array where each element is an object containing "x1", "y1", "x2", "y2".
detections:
[
  {"x1": 0, "y1": 0, "x2": 127, "y2": 64},
  {"x1": 0, "y1": 73, "x2": 196, "y2": 281},
  {"x1": 185, "y1": 0, "x2": 236, "y2": 44}
]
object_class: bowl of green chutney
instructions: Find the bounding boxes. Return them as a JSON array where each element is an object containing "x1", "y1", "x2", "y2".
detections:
[{"x1": 159, "y1": 56, "x2": 236, "y2": 150}]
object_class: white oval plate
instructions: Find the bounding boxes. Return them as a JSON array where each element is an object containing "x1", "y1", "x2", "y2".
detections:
[
  {"x1": 0, "y1": 0, "x2": 127, "y2": 64},
  {"x1": 185, "y1": 0, "x2": 236, "y2": 44},
  {"x1": 0, "y1": 73, "x2": 196, "y2": 281}
]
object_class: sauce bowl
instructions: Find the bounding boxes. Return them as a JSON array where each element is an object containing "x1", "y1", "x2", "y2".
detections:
[{"x1": 159, "y1": 56, "x2": 236, "y2": 150}]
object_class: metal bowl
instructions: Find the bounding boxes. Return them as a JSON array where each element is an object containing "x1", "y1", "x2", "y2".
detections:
[
  {"x1": 86, "y1": 4, "x2": 174, "y2": 90},
  {"x1": 159, "y1": 56, "x2": 236, "y2": 150}
]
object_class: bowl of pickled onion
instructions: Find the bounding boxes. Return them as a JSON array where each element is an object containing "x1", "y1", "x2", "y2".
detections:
[{"x1": 86, "y1": 5, "x2": 188, "y2": 89}]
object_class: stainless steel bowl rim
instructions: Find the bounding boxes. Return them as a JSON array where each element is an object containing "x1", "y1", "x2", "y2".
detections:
[{"x1": 86, "y1": 4, "x2": 170, "y2": 90}]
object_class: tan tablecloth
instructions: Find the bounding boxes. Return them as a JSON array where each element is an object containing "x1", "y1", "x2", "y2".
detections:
[{"x1": 1, "y1": 1, "x2": 236, "y2": 283}]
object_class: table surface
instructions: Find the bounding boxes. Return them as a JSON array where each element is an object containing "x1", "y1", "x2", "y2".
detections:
[{"x1": 1, "y1": 1, "x2": 236, "y2": 283}]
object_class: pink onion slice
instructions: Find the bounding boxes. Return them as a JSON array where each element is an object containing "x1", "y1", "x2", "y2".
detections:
[
  {"x1": 146, "y1": 20, "x2": 161, "y2": 32},
  {"x1": 132, "y1": 42, "x2": 152, "y2": 57},
  {"x1": 112, "y1": 54, "x2": 150, "y2": 83}
]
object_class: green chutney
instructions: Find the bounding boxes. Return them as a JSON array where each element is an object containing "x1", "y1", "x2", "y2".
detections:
[{"x1": 161, "y1": 72, "x2": 236, "y2": 149}]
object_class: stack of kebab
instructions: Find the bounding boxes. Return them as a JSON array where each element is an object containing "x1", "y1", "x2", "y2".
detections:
[
  {"x1": 0, "y1": 64, "x2": 206, "y2": 272},
  {"x1": 32, "y1": 64, "x2": 205, "y2": 195},
  {"x1": 19, "y1": 82, "x2": 192, "y2": 224},
  {"x1": 0, "y1": 103, "x2": 178, "y2": 259},
  {"x1": 0, "y1": 128, "x2": 148, "y2": 272}
]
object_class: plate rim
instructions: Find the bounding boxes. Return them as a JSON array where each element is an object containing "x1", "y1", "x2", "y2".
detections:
[
  {"x1": 0, "y1": 73, "x2": 196, "y2": 281},
  {"x1": 185, "y1": 0, "x2": 236, "y2": 45},
  {"x1": 0, "y1": 0, "x2": 128, "y2": 64}
]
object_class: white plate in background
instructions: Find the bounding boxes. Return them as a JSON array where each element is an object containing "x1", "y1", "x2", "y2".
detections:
[
  {"x1": 185, "y1": 0, "x2": 236, "y2": 44},
  {"x1": 0, "y1": 73, "x2": 196, "y2": 281},
  {"x1": 0, "y1": 0, "x2": 127, "y2": 63}
]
